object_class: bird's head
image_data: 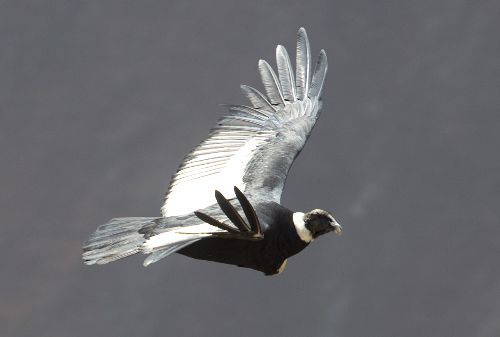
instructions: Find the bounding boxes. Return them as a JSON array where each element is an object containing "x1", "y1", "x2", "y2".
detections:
[{"x1": 293, "y1": 209, "x2": 342, "y2": 243}]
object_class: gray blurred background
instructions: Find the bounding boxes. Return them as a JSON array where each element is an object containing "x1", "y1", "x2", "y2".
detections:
[{"x1": 1, "y1": 1, "x2": 499, "y2": 336}]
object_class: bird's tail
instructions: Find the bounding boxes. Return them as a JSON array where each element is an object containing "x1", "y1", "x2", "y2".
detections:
[{"x1": 82, "y1": 217, "x2": 157, "y2": 265}]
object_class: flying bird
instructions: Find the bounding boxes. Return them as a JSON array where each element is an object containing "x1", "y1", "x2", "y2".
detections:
[{"x1": 83, "y1": 28, "x2": 342, "y2": 275}]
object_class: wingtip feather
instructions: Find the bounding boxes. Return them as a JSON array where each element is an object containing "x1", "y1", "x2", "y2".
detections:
[
  {"x1": 309, "y1": 49, "x2": 328, "y2": 98},
  {"x1": 296, "y1": 27, "x2": 311, "y2": 100},
  {"x1": 240, "y1": 84, "x2": 276, "y2": 111},
  {"x1": 276, "y1": 45, "x2": 296, "y2": 102},
  {"x1": 258, "y1": 59, "x2": 285, "y2": 107}
]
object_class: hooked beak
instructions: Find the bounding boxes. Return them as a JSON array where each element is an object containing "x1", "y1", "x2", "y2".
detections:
[{"x1": 330, "y1": 220, "x2": 343, "y2": 236}]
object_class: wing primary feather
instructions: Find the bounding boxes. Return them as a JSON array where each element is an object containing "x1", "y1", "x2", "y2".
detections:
[
  {"x1": 309, "y1": 49, "x2": 328, "y2": 98},
  {"x1": 201, "y1": 138, "x2": 245, "y2": 145},
  {"x1": 183, "y1": 152, "x2": 232, "y2": 163},
  {"x1": 207, "y1": 130, "x2": 257, "y2": 137},
  {"x1": 181, "y1": 156, "x2": 229, "y2": 167},
  {"x1": 214, "y1": 190, "x2": 251, "y2": 232},
  {"x1": 233, "y1": 186, "x2": 262, "y2": 236},
  {"x1": 240, "y1": 85, "x2": 277, "y2": 111},
  {"x1": 173, "y1": 165, "x2": 225, "y2": 180},
  {"x1": 189, "y1": 146, "x2": 240, "y2": 155},
  {"x1": 258, "y1": 59, "x2": 285, "y2": 107},
  {"x1": 217, "y1": 125, "x2": 261, "y2": 131},
  {"x1": 170, "y1": 169, "x2": 220, "y2": 183},
  {"x1": 194, "y1": 211, "x2": 240, "y2": 233},
  {"x1": 182, "y1": 159, "x2": 231, "y2": 169},
  {"x1": 226, "y1": 105, "x2": 281, "y2": 127},
  {"x1": 222, "y1": 115, "x2": 267, "y2": 127},
  {"x1": 174, "y1": 164, "x2": 224, "y2": 177},
  {"x1": 170, "y1": 171, "x2": 220, "y2": 187},
  {"x1": 276, "y1": 45, "x2": 296, "y2": 102},
  {"x1": 296, "y1": 27, "x2": 311, "y2": 100},
  {"x1": 226, "y1": 104, "x2": 273, "y2": 119}
]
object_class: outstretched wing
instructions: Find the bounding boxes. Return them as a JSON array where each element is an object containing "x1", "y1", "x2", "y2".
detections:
[{"x1": 162, "y1": 28, "x2": 328, "y2": 217}]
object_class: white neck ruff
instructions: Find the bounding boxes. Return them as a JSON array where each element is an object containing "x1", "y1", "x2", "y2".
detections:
[{"x1": 292, "y1": 212, "x2": 313, "y2": 242}]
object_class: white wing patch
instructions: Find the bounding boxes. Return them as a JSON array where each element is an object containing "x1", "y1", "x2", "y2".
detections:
[
  {"x1": 161, "y1": 135, "x2": 268, "y2": 217},
  {"x1": 142, "y1": 223, "x2": 222, "y2": 252},
  {"x1": 217, "y1": 136, "x2": 266, "y2": 188}
]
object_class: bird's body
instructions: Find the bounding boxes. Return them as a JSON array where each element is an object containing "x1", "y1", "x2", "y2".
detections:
[
  {"x1": 178, "y1": 201, "x2": 308, "y2": 275},
  {"x1": 82, "y1": 28, "x2": 343, "y2": 275}
]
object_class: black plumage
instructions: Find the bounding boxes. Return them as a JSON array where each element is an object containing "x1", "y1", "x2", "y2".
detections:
[
  {"x1": 182, "y1": 190, "x2": 308, "y2": 275},
  {"x1": 82, "y1": 28, "x2": 343, "y2": 275}
]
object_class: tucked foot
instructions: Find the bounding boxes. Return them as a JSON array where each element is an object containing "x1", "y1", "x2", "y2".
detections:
[{"x1": 194, "y1": 186, "x2": 263, "y2": 241}]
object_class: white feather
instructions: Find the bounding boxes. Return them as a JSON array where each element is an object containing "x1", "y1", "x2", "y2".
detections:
[
  {"x1": 142, "y1": 223, "x2": 221, "y2": 251},
  {"x1": 292, "y1": 212, "x2": 313, "y2": 242},
  {"x1": 161, "y1": 137, "x2": 264, "y2": 216}
]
